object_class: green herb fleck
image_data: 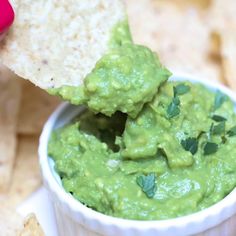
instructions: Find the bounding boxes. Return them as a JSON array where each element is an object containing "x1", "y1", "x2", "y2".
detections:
[
  {"x1": 181, "y1": 137, "x2": 198, "y2": 155},
  {"x1": 167, "y1": 84, "x2": 191, "y2": 119},
  {"x1": 174, "y1": 84, "x2": 190, "y2": 97},
  {"x1": 213, "y1": 91, "x2": 228, "y2": 111},
  {"x1": 203, "y1": 142, "x2": 218, "y2": 155},
  {"x1": 167, "y1": 97, "x2": 180, "y2": 119},
  {"x1": 136, "y1": 173, "x2": 157, "y2": 198},
  {"x1": 210, "y1": 122, "x2": 226, "y2": 135},
  {"x1": 221, "y1": 136, "x2": 227, "y2": 144},
  {"x1": 211, "y1": 115, "x2": 227, "y2": 122},
  {"x1": 227, "y1": 126, "x2": 236, "y2": 137},
  {"x1": 197, "y1": 131, "x2": 206, "y2": 139}
]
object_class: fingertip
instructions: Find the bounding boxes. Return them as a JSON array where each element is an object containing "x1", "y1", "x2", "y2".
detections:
[{"x1": 0, "y1": 0, "x2": 15, "y2": 34}]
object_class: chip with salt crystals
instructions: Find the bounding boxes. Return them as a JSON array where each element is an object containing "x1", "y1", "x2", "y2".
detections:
[{"x1": 0, "y1": 0, "x2": 126, "y2": 89}]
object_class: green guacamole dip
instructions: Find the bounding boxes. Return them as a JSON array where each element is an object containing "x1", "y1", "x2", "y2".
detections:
[
  {"x1": 48, "y1": 82, "x2": 236, "y2": 220},
  {"x1": 49, "y1": 21, "x2": 171, "y2": 118}
]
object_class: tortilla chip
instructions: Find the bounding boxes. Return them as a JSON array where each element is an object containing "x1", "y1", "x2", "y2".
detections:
[
  {"x1": 0, "y1": 0, "x2": 126, "y2": 89},
  {"x1": 0, "y1": 71, "x2": 21, "y2": 192},
  {"x1": 17, "y1": 81, "x2": 60, "y2": 134},
  {"x1": 207, "y1": 0, "x2": 236, "y2": 32},
  {"x1": 157, "y1": 0, "x2": 212, "y2": 10},
  {"x1": 4, "y1": 135, "x2": 42, "y2": 207},
  {"x1": 125, "y1": 0, "x2": 221, "y2": 81},
  {"x1": 221, "y1": 33, "x2": 236, "y2": 91},
  {"x1": 0, "y1": 64, "x2": 19, "y2": 81},
  {"x1": 0, "y1": 207, "x2": 44, "y2": 236},
  {"x1": 0, "y1": 206, "x2": 23, "y2": 236},
  {"x1": 19, "y1": 214, "x2": 44, "y2": 236},
  {"x1": 209, "y1": 32, "x2": 221, "y2": 60},
  {"x1": 207, "y1": 0, "x2": 236, "y2": 90}
]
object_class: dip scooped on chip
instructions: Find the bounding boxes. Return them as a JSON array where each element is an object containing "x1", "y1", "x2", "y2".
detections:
[{"x1": 0, "y1": 0, "x2": 170, "y2": 118}]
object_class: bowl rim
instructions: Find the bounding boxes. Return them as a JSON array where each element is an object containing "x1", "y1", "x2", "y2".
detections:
[{"x1": 39, "y1": 74, "x2": 236, "y2": 234}]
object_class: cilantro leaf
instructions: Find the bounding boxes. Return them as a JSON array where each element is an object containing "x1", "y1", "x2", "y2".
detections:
[
  {"x1": 166, "y1": 84, "x2": 190, "y2": 119},
  {"x1": 203, "y1": 142, "x2": 218, "y2": 155},
  {"x1": 197, "y1": 131, "x2": 206, "y2": 139},
  {"x1": 181, "y1": 137, "x2": 198, "y2": 155},
  {"x1": 210, "y1": 122, "x2": 226, "y2": 135},
  {"x1": 136, "y1": 173, "x2": 157, "y2": 198},
  {"x1": 221, "y1": 135, "x2": 227, "y2": 144},
  {"x1": 167, "y1": 97, "x2": 180, "y2": 119},
  {"x1": 173, "y1": 96, "x2": 180, "y2": 105},
  {"x1": 174, "y1": 84, "x2": 190, "y2": 97},
  {"x1": 213, "y1": 91, "x2": 228, "y2": 111},
  {"x1": 211, "y1": 115, "x2": 227, "y2": 122},
  {"x1": 227, "y1": 126, "x2": 236, "y2": 137}
]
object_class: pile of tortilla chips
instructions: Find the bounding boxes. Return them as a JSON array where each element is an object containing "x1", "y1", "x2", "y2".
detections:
[
  {"x1": 0, "y1": 0, "x2": 235, "y2": 234},
  {"x1": 0, "y1": 66, "x2": 59, "y2": 235},
  {"x1": 125, "y1": 0, "x2": 236, "y2": 88}
]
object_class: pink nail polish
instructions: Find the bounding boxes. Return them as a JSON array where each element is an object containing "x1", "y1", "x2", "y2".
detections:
[{"x1": 0, "y1": 0, "x2": 15, "y2": 34}]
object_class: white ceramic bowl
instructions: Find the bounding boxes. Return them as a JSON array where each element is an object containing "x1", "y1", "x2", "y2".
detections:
[{"x1": 39, "y1": 75, "x2": 236, "y2": 236}]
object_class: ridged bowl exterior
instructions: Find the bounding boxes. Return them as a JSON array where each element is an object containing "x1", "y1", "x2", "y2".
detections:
[{"x1": 39, "y1": 75, "x2": 236, "y2": 236}]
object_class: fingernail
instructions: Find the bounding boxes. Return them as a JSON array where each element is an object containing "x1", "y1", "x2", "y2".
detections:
[{"x1": 0, "y1": 0, "x2": 15, "y2": 34}]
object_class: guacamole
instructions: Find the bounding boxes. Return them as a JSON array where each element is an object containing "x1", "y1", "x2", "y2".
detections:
[
  {"x1": 48, "y1": 82, "x2": 236, "y2": 220},
  {"x1": 49, "y1": 21, "x2": 171, "y2": 118}
]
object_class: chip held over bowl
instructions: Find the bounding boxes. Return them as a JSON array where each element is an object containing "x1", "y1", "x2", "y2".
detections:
[
  {"x1": 0, "y1": 0, "x2": 171, "y2": 117},
  {"x1": 0, "y1": 0, "x2": 126, "y2": 89}
]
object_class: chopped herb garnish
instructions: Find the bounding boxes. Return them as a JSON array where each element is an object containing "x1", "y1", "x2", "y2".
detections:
[
  {"x1": 203, "y1": 142, "x2": 218, "y2": 155},
  {"x1": 197, "y1": 131, "x2": 206, "y2": 139},
  {"x1": 213, "y1": 91, "x2": 228, "y2": 111},
  {"x1": 167, "y1": 84, "x2": 190, "y2": 119},
  {"x1": 167, "y1": 97, "x2": 180, "y2": 119},
  {"x1": 211, "y1": 115, "x2": 227, "y2": 122},
  {"x1": 136, "y1": 173, "x2": 157, "y2": 198},
  {"x1": 227, "y1": 126, "x2": 236, "y2": 137},
  {"x1": 181, "y1": 137, "x2": 198, "y2": 155},
  {"x1": 173, "y1": 96, "x2": 180, "y2": 105},
  {"x1": 210, "y1": 122, "x2": 226, "y2": 135},
  {"x1": 209, "y1": 123, "x2": 214, "y2": 138},
  {"x1": 221, "y1": 136, "x2": 227, "y2": 144},
  {"x1": 174, "y1": 84, "x2": 190, "y2": 97}
]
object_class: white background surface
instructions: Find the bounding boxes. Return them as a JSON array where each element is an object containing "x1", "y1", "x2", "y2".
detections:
[{"x1": 17, "y1": 187, "x2": 58, "y2": 236}]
